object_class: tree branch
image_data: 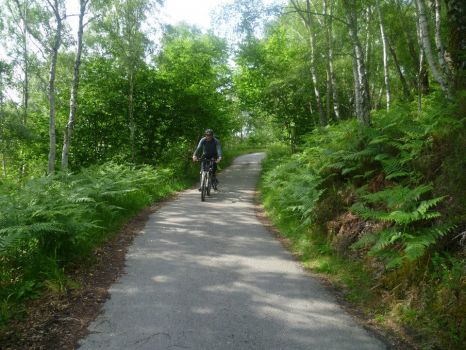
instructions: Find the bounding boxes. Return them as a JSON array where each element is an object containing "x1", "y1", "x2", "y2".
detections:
[{"x1": 282, "y1": 8, "x2": 348, "y2": 26}]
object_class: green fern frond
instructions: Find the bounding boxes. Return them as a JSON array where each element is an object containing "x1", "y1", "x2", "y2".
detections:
[
  {"x1": 351, "y1": 231, "x2": 379, "y2": 249},
  {"x1": 0, "y1": 232, "x2": 26, "y2": 255},
  {"x1": 369, "y1": 228, "x2": 403, "y2": 255},
  {"x1": 0, "y1": 222, "x2": 65, "y2": 236},
  {"x1": 342, "y1": 148, "x2": 376, "y2": 161},
  {"x1": 385, "y1": 171, "x2": 411, "y2": 180},
  {"x1": 403, "y1": 223, "x2": 455, "y2": 261},
  {"x1": 342, "y1": 166, "x2": 361, "y2": 175}
]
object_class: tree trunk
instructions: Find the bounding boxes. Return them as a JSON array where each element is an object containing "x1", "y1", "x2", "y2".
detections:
[
  {"x1": 309, "y1": 32, "x2": 326, "y2": 126},
  {"x1": 444, "y1": 0, "x2": 466, "y2": 90},
  {"x1": 305, "y1": 0, "x2": 326, "y2": 126},
  {"x1": 129, "y1": 69, "x2": 135, "y2": 163},
  {"x1": 433, "y1": 0, "x2": 451, "y2": 81},
  {"x1": 388, "y1": 38, "x2": 412, "y2": 100},
  {"x1": 323, "y1": 0, "x2": 336, "y2": 121},
  {"x1": 418, "y1": 47, "x2": 429, "y2": 112},
  {"x1": 327, "y1": 1, "x2": 340, "y2": 120},
  {"x1": 62, "y1": 0, "x2": 87, "y2": 170},
  {"x1": 375, "y1": 0, "x2": 390, "y2": 110},
  {"x1": 414, "y1": 0, "x2": 452, "y2": 99},
  {"x1": 290, "y1": 0, "x2": 326, "y2": 126},
  {"x1": 364, "y1": 6, "x2": 372, "y2": 78},
  {"x1": 352, "y1": 46, "x2": 361, "y2": 119},
  {"x1": 343, "y1": 0, "x2": 371, "y2": 125},
  {"x1": 47, "y1": 0, "x2": 63, "y2": 175},
  {"x1": 21, "y1": 4, "x2": 28, "y2": 126}
]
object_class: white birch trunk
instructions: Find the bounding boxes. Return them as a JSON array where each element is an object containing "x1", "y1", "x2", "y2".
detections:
[
  {"x1": 434, "y1": 0, "x2": 451, "y2": 80},
  {"x1": 306, "y1": 0, "x2": 325, "y2": 126},
  {"x1": 47, "y1": 0, "x2": 63, "y2": 175},
  {"x1": 309, "y1": 34, "x2": 325, "y2": 126},
  {"x1": 129, "y1": 69, "x2": 135, "y2": 162},
  {"x1": 290, "y1": 0, "x2": 326, "y2": 126},
  {"x1": 22, "y1": 4, "x2": 28, "y2": 126},
  {"x1": 352, "y1": 47, "x2": 361, "y2": 119},
  {"x1": 376, "y1": 0, "x2": 390, "y2": 110},
  {"x1": 62, "y1": 0, "x2": 87, "y2": 170},
  {"x1": 327, "y1": 1, "x2": 340, "y2": 120},
  {"x1": 323, "y1": 0, "x2": 333, "y2": 121},
  {"x1": 414, "y1": 0, "x2": 452, "y2": 98},
  {"x1": 344, "y1": 0, "x2": 371, "y2": 125},
  {"x1": 364, "y1": 7, "x2": 372, "y2": 74}
]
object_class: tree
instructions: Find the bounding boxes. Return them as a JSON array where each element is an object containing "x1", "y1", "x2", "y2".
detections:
[
  {"x1": 375, "y1": 0, "x2": 390, "y2": 110},
  {"x1": 323, "y1": 0, "x2": 340, "y2": 120},
  {"x1": 290, "y1": 0, "x2": 326, "y2": 126},
  {"x1": 342, "y1": 0, "x2": 371, "y2": 125},
  {"x1": 11, "y1": 0, "x2": 67, "y2": 174},
  {"x1": 45, "y1": 0, "x2": 66, "y2": 174},
  {"x1": 6, "y1": 0, "x2": 30, "y2": 125},
  {"x1": 61, "y1": 0, "x2": 90, "y2": 170},
  {"x1": 444, "y1": 0, "x2": 466, "y2": 91},
  {"x1": 414, "y1": 0, "x2": 452, "y2": 99},
  {"x1": 90, "y1": 0, "x2": 160, "y2": 163}
]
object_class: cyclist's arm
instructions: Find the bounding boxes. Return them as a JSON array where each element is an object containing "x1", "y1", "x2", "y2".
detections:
[
  {"x1": 193, "y1": 138, "x2": 205, "y2": 158},
  {"x1": 216, "y1": 139, "x2": 222, "y2": 160}
]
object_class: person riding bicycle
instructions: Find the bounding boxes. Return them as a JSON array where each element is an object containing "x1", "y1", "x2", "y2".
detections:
[{"x1": 192, "y1": 129, "x2": 222, "y2": 190}]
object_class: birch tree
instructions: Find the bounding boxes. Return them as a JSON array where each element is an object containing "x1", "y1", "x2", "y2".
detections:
[
  {"x1": 323, "y1": 0, "x2": 340, "y2": 120},
  {"x1": 7, "y1": 0, "x2": 30, "y2": 125},
  {"x1": 342, "y1": 0, "x2": 371, "y2": 125},
  {"x1": 46, "y1": 0, "x2": 65, "y2": 174},
  {"x1": 444, "y1": 0, "x2": 466, "y2": 90},
  {"x1": 61, "y1": 0, "x2": 89, "y2": 170},
  {"x1": 12, "y1": 0, "x2": 67, "y2": 174},
  {"x1": 375, "y1": 0, "x2": 390, "y2": 110},
  {"x1": 414, "y1": 0, "x2": 452, "y2": 99},
  {"x1": 290, "y1": 0, "x2": 326, "y2": 126}
]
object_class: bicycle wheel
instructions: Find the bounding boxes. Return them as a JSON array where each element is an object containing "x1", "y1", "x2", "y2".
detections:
[
  {"x1": 201, "y1": 172, "x2": 207, "y2": 201},
  {"x1": 207, "y1": 173, "x2": 212, "y2": 196}
]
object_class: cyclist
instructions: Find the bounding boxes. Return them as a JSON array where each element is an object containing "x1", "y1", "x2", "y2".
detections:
[{"x1": 192, "y1": 129, "x2": 222, "y2": 190}]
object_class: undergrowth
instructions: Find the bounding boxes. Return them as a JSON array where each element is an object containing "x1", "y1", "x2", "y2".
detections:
[
  {"x1": 0, "y1": 162, "x2": 182, "y2": 324},
  {"x1": 0, "y1": 139, "x2": 263, "y2": 326},
  {"x1": 260, "y1": 93, "x2": 466, "y2": 350}
]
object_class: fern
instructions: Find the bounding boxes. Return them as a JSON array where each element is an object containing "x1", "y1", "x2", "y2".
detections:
[
  {"x1": 0, "y1": 160, "x2": 181, "y2": 304},
  {"x1": 351, "y1": 182, "x2": 449, "y2": 267}
]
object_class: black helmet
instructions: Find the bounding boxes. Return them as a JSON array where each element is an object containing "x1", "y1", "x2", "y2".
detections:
[{"x1": 205, "y1": 128, "x2": 213, "y2": 136}]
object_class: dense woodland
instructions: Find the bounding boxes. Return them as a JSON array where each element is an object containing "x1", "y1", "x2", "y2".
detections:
[{"x1": 0, "y1": 0, "x2": 465, "y2": 348}]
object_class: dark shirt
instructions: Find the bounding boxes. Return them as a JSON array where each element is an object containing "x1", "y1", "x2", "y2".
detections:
[{"x1": 193, "y1": 137, "x2": 222, "y2": 159}]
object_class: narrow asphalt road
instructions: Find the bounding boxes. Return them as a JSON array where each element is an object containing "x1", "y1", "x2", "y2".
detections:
[{"x1": 79, "y1": 153, "x2": 386, "y2": 350}]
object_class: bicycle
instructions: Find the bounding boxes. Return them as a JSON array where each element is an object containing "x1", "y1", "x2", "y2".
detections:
[{"x1": 199, "y1": 158, "x2": 216, "y2": 201}]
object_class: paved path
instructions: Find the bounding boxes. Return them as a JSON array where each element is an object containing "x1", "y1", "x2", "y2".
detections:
[{"x1": 79, "y1": 153, "x2": 386, "y2": 350}]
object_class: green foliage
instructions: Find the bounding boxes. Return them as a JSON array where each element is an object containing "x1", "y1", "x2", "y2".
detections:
[
  {"x1": 261, "y1": 94, "x2": 465, "y2": 348},
  {"x1": 0, "y1": 161, "x2": 181, "y2": 321},
  {"x1": 263, "y1": 156, "x2": 324, "y2": 226}
]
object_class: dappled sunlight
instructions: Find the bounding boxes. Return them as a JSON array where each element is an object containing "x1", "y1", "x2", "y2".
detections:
[{"x1": 79, "y1": 153, "x2": 384, "y2": 350}]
